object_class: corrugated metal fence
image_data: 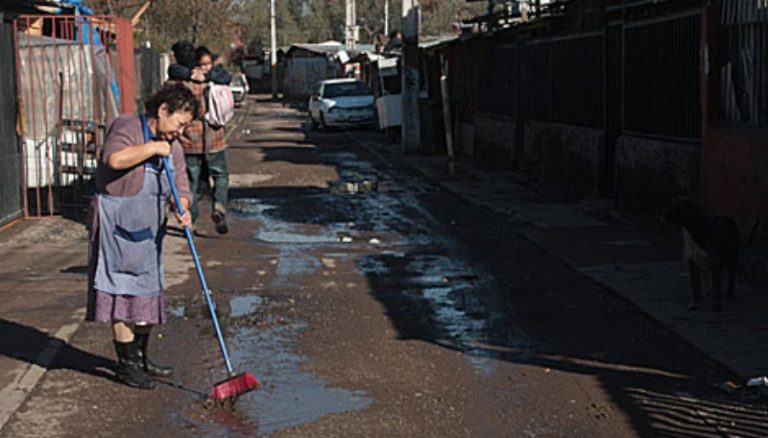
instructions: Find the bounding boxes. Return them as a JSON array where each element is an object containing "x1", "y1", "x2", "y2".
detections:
[
  {"x1": 0, "y1": 15, "x2": 22, "y2": 226},
  {"x1": 13, "y1": 15, "x2": 128, "y2": 218}
]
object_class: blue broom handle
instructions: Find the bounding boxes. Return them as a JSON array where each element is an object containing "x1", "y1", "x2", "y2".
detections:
[{"x1": 162, "y1": 156, "x2": 234, "y2": 375}]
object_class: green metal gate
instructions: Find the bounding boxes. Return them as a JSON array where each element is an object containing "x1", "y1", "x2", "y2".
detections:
[{"x1": 0, "y1": 14, "x2": 22, "y2": 227}]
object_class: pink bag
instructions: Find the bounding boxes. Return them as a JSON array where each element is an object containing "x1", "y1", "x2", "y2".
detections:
[{"x1": 204, "y1": 83, "x2": 235, "y2": 128}]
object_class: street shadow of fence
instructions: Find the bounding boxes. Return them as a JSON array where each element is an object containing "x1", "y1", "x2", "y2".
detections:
[
  {"x1": 0, "y1": 319, "x2": 113, "y2": 381},
  {"x1": 355, "y1": 188, "x2": 768, "y2": 438}
]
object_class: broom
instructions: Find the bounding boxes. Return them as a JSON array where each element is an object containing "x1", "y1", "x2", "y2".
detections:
[{"x1": 162, "y1": 156, "x2": 260, "y2": 404}]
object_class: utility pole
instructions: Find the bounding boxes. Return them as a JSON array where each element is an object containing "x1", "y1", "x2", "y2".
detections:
[
  {"x1": 401, "y1": 0, "x2": 420, "y2": 154},
  {"x1": 487, "y1": 0, "x2": 496, "y2": 30},
  {"x1": 270, "y1": 0, "x2": 278, "y2": 99},
  {"x1": 384, "y1": 0, "x2": 389, "y2": 36},
  {"x1": 345, "y1": 0, "x2": 357, "y2": 50},
  {"x1": 190, "y1": 0, "x2": 199, "y2": 45}
]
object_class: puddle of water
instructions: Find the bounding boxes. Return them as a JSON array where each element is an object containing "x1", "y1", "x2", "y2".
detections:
[
  {"x1": 356, "y1": 257, "x2": 389, "y2": 275},
  {"x1": 234, "y1": 327, "x2": 371, "y2": 434},
  {"x1": 358, "y1": 252, "x2": 531, "y2": 373},
  {"x1": 272, "y1": 246, "x2": 323, "y2": 288},
  {"x1": 230, "y1": 295, "x2": 264, "y2": 318},
  {"x1": 257, "y1": 229, "x2": 340, "y2": 244},
  {"x1": 186, "y1": 311, "x2": 370, "y2": 436},
  {"x1": 168, "y1": 305, "x2": 185, "y2": 318},
  {"x1": 233, "y1": 198, "x2": 357, "y2": 245},
  {"x1": 323, "y1": 252, "x2": 353, "y2": 259}
]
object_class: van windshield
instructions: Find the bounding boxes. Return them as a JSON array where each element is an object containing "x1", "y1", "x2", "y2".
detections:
[{"x1": 323, "y1": 82, "x2": 371, "y2": 98}]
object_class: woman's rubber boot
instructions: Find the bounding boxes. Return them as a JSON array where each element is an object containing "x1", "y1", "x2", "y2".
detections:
[
  {"x1": 113, "y1": 341, "x2": 155, "y2": 389},
  {"x1": 134, "y1": 333, "x2": 174, "y2": 377}
]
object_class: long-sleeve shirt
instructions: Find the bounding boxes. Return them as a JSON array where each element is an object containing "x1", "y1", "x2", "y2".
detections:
[{"x1": 166, "y1": 64, "x2": 232, "y2": 155}]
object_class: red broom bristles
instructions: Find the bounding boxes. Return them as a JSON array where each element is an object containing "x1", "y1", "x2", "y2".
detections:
[{"x1": 208, "y1": 372, "x2": 260, "y2": 401}]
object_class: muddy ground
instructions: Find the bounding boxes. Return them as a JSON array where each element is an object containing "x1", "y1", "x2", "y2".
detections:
[{"x1": 1, "y1": 97, "x2": 767, "y2": 437}]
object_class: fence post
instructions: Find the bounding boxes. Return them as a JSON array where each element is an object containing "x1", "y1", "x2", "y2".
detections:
[
  {"x1": 700, "y1": 3, "x2": 721, "y2": 215},
  {"x1": 401, "y1": 0, "x2": 421, "y2": 154},
  {"x1": 115, "y1": 17, "x2": 135, "y2": 114}
]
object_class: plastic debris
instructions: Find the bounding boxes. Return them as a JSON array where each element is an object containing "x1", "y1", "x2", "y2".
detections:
[
  {"x1": 330, "y1": 179, "x2": 379, "y2": 194},
  {"x1": 747, "y1": 376, "x2": 768, "y2": 387},
  {"x1": 442, "y1": 274, "x2": 480, "y2": 283}
]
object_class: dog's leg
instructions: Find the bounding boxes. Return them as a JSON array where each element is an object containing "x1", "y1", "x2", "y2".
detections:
[
  {"x1": 726, "y1": 263, "x2": 737, "y2": 300},
  {"x1": 688, "y1": 261, "x2": 701, "y2": 310},
  {"x1": 711, "y1": 268, "x2": 723, "y2": 312}
]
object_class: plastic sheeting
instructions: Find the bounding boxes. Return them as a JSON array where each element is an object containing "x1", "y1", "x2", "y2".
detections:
[{"x1": 17, "y1": 33, "x2": 119, "y2": 142}]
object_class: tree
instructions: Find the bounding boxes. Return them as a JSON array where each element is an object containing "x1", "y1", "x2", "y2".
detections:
[
  {"x1": 87, "y1": 0, "x2": 238, "y2": 56},
  {"x1": 88, "y1": 0, "x2": 474, "y2": 56}
]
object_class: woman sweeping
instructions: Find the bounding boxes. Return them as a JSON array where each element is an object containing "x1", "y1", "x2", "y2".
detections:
[{"x1": 87, "y1": 83, "x2": 196, "y2": 389}]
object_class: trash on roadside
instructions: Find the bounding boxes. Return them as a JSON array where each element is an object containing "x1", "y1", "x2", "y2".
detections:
[
  {"x1": 442, "y1": 274, "x2": 480, "y2": 283},
  {"x1": 720, "y1": 381, "x2": 740, "y2": 393},
  {"x1": 747, "y1": 376, "x2": 768, "y2": 387},
  {"x1": 330, "y1": 179, "x2": 379, "y2": 194},
  {"x1": 369, "y1": 238, "x2": 381, "y2": 245}
]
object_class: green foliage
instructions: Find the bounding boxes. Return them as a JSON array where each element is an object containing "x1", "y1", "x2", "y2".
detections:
[
  {"x1": 88, "y1": 0, "x2": 473, "y2": 57},
  {"x1": 87, "y1": 0, "x2": 237, "y2": 55},
  {"x1": 237, "y1": 0, "x2": 470, "y2": 55}
]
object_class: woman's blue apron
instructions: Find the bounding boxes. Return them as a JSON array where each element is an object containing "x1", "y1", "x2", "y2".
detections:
[{"x1": 93, "y1": 115, "x2": 170, "y2": 297}]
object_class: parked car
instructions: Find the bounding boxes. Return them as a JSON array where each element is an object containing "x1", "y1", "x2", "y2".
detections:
[
  {"x1": 308, "y1": 78, "x2": 375, "y2": 130},
  {"x1": 229, "y1": 73, "x2": 249, "y2": 106}
]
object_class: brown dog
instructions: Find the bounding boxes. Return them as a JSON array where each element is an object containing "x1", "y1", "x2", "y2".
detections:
[{"x1": 663, "y1": 199, "x2": 739, "y2": 311}]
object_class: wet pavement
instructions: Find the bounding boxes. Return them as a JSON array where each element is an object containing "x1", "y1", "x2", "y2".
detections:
[{"x1": 1, "y1": 96, "x2": 767, "y2": 437}]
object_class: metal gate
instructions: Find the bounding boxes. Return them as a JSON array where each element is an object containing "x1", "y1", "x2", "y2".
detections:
[
  {"x1": 13, "y1": 14, "x2": 134, "y2": 219},
  {"x1": 0, "y1": 15, "x2": 22, "y2": 227}
]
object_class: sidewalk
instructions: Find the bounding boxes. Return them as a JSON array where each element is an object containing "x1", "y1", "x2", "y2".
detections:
[
  {"x1": 0, "y1": 218, "x2": 89, "y2": 428},
  {"x1": 358, "y1": 137, "x2": 768, "y2": 381},
  {"x1": 0, "y1": 216, "x2": 192, "y2": 432}
]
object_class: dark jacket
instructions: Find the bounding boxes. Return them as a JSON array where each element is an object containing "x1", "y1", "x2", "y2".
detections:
[
  {"x1": 167, "y1": 63, "x2": 231, "y2": 85},
  {"x1": 206, "y1": 65, "x2": 232, "y2": 85},
  {"x1": 168, "y1": 63, "x2": 192, "y2": 81}
]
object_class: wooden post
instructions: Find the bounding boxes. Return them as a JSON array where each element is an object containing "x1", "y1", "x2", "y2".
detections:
[
  {"x1": 114, "y1": 18, "x2": 135, "y2": 114},
  {"x1": 439, "y1": 53, "x2": 455, "y2": 175},
  {"x1": 270, "y1": 0, "x2": 278, "y2": 99},
  {"x1": 401, "y1": 0, "x2": 420, "y2": 154}
]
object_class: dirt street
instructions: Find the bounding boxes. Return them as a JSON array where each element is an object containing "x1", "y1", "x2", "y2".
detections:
[{"x1": 1, "y1": 97, "x2": 766, "y2": 437}]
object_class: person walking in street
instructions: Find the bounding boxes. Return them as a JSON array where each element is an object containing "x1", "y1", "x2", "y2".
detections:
[
  {"x1": 86, "y1": 83, "x2": 195, "y2": 389},
  {"x1": 167, "y1": 40, "x2": 197, "y2": 81},
  {"x1": 170, "y1": 43, "x2": 232, "y2": 235}
]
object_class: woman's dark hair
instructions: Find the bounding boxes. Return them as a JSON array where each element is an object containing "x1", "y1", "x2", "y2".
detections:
[
  {"x1": 144, "y1": 83, "x2": 196, "y2": 118},
  {"x1": 195, "y1": 45, "x2": 214, "y2": 63},
  {"x1": 171, "y1": 40, "x2": 197, "y2": 69}
]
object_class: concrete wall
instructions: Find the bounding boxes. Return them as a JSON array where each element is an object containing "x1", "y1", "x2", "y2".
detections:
[
  {"x1": 702, "y1": 126, "x2": 768, "y2": 237},
  {"x1": 616, "y1": 135, "x2": 701, "y2": 214},
  {"x1": 474, "y1": 112, "x2": 516, "y2": 161},
  {"x1": 524, "y1": 121, "x2": 603, "y2": 195}
]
